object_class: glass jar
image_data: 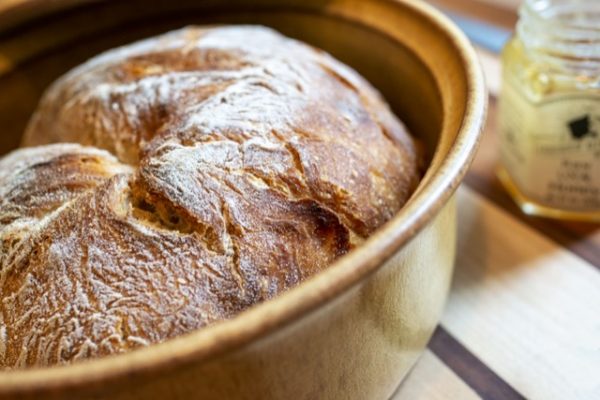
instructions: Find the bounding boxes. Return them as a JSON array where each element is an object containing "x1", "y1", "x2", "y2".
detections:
[{"x1": 498, "y1": 0, "x2": 600, "y2": 222}]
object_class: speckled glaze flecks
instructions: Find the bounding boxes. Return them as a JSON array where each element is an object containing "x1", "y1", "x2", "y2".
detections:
[{"x1": 0, "y1": 0, "x2": 486, "y2": 399}]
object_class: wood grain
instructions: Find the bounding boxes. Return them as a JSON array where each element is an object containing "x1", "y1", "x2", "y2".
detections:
[
  {"x1": 392, "y1": 350, "x2": 480, "y2": 400},
  {"x1": 468, "y1": 0, "x2": 521, "y2": 11},
  {"x1": 441, "y1": 187, "x2": 600, "y2": 400},
  {"x1": 426, "y1": 0, "x2": 518, "y2": 29},
  {"x1": 476, "y1": 47, "x2": 501, "y2": 97}
]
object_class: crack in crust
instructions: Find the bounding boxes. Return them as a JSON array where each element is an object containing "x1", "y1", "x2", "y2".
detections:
[{"x1": 0, "y1": 26, "x2": 421, "y2": 369}]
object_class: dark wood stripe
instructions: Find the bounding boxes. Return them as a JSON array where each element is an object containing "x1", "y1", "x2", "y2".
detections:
[{"x1": 429, "y1": 327, "x2": 526, "y2": 400}]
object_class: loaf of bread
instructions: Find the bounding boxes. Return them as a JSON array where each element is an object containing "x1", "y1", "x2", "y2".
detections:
[{"x1": 0, "y1": 26, "x2": 420, "y2": 369}]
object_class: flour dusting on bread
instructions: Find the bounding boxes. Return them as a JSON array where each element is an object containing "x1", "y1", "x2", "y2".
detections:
[{"x1": 1, "y1": 26, "x2": 420, "y2": 368}]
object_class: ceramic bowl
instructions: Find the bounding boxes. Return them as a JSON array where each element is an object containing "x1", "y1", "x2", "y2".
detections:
[{"x1": 0, "y1": 0, "x2": 486, "y2": 398}]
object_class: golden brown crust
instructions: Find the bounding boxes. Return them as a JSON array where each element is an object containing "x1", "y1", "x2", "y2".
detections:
[{"x1": 2, "y1": 26, "x2": 420, "y2": 368}]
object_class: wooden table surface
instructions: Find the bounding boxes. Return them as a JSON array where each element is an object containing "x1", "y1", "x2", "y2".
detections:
[{"x1": 393, "y1": 1, "x2": 600, "y2": 399}]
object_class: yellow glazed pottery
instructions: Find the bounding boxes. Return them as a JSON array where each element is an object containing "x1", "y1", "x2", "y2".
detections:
[{"x1": 0, "y1": 1, "x2": 486, "y2": 399}]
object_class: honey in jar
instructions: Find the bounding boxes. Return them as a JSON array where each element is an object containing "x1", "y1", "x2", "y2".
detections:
[{"x1": 498, "y1": 0, "x2": 600, "y2": 221}]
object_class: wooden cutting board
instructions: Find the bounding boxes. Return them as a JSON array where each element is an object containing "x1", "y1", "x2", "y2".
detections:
[{"x1": 393, "y1": 2, "x2": 600, "y2": 399}]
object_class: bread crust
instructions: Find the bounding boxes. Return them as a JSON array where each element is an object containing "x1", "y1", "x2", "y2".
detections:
[{"x1": 1, "y1": 26, "x2": 420, "y2": 368}]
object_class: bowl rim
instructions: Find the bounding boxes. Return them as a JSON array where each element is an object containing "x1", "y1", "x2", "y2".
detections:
[{"x1": 0, "y1": 0, "x2": 487, "y2": 393}]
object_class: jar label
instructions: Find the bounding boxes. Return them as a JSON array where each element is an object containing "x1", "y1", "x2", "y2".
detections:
[{"x1": 499, "y1": 78, "x2": 600, "y2": 212}]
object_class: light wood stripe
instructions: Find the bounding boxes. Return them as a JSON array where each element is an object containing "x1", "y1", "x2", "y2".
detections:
[
  {"x1": 391, "y1": 350, "x2": 481, "y2": 400},
  {"x1": 465, "y1": 172, "x2": 600, "y2": 271},
  {"x1": 441, "y1": 186, "x2": 600, "y2": 400},
  {"x1": 476, "y1": 47, "x2": 501, "y2": 97}
]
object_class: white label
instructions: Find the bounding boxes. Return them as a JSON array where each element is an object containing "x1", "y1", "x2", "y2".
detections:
[{"x1": 499, "y1": 78, "x2": 600, "y2": 212}]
